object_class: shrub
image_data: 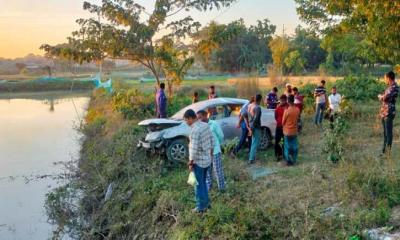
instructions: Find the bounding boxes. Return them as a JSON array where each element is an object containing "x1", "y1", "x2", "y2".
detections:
[
  {"x1": 335, "y1": 75, "x2": 385, "y2": 100},
  {"x1": 322, "y1": 115, "x2": 349, "y2": 163},
  {"x1": 112, "y1": 88, "x2": 155, "y2": 120}
]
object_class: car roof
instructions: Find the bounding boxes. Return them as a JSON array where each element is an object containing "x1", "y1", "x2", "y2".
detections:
[{"x1": 171, "y1": 97, "x2": 248, "y2": 120}]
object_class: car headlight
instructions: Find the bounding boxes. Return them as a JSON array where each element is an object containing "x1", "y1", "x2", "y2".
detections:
[{"x1": 145, "y1": 131, "x2": 164, "y2": 142}]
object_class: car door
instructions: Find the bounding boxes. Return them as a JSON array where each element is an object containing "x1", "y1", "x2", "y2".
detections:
[{"x1": 209, "y1": 104, "x2": 242, "y2": 140}]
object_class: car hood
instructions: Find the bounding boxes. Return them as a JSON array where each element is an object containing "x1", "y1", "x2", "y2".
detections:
[
  {"x1": 138, "y1": 118, "x2": 182, "y2": 126},
  {"x1": 139, "y1": 119, "x2": 190, "y2": 142}
]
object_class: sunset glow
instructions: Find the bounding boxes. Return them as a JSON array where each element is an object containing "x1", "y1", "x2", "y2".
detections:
[{"x1": 0, "y1": 0, "x2": 300, "y2": 59}]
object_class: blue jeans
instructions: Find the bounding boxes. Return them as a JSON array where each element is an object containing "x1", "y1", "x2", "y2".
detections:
[
  {"x1": 233, "y1": 121, "x2": 252, "y2": 154},
  {"x1": 314, "y1": 103, "x2": 326, "y2": 125},
  {"x1": 193, "y1": 164, "x2": 210, "y2": 211},
  {"x1": 249, "y1": 128, "x2": 261, "y2": 162},
  {"x1": 284, "y1": 135, "x2": 298, "y2": 165}
]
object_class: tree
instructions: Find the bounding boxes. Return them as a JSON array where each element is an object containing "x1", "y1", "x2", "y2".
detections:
[
  {"x1": 284, "y1": 50, "x2": 305, "y2": 75},
  {"x1": 41, "y1": 0, "x2": 235, "y2": 85},
  {"x1": 320, "y1": 33, "x2": 379, "y2": 74},
  {"x1": 295, "y1": 0, "x2": 400, "y2": 63},
  {"x1": 156, "y1": 38, "x2": 194, "y2": 96},
  {"x1": 291, "y1": 26, "x2": 326, "y2": 71},
  {"x1": 269, "y1": 36, "x2": 289, "y2": 76},
  {"x1": 194, "y1": 18, "x2": 276, "y2": 72}
]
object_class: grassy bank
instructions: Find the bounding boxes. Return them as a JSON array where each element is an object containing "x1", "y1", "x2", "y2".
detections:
[
  {"x1": 0, "y1": 78, "x2": 95, "y2": 93},
  {"x1": 46, "y1": 76, "x2": 400, "y2": 239}
]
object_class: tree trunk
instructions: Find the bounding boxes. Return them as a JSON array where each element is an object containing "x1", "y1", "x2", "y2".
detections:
[{"x1": 167, "y1": 79, "x2": 173, "y2": 98}]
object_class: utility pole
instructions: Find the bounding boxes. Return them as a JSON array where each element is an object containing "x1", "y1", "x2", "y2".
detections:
[{"x1": 281, "y1": 24, "x2": 285, "y2": 82}]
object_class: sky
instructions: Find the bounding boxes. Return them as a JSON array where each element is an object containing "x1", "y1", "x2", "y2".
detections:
[{"x1": 0, "y1": 0, "x2": 301, "y2": 59}]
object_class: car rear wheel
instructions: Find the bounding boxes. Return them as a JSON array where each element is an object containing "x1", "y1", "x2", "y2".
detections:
[
  {"x1": 259, "y1": 128, "x2": 272, "y2": 150},
  {"x1": 166, "y1": 138, "x2": 188, "y2": 166}
]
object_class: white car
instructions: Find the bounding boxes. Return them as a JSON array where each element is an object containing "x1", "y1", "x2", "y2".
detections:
[{"x1": 137, "y1": 98, "x2": 276, "y2": 165}]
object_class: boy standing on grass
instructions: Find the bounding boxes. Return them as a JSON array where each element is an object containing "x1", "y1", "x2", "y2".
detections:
[
  {"x1": 379, "y1": 71, "x2": 399, "y2": 156},
  {"x1": 314, "y1": 80, "x2": 327, "y2": 126},
  {"x1": 156, "y1": 83, "x2": 167, "y2": 118},
  {"x1": 248, "y1": 94, "x2": 263, "y2": 164},
  {"x1": 275, "y1": 95, "x2": 288, "y2": 161},
  {"x1": 282, "y1": 95, "x2": 300, "y2": 166},
  {"x1": 184, "y1": 109, "x2": 214, "y2": 213},
  {"x1": 265, "y1": 87, "x2": 279, "y2": 109},
  {"x1": 197, "y1": 110, "x2": 226, "y2": 192}
]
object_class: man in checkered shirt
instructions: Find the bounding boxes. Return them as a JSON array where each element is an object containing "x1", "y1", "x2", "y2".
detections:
[{"x1": 184, "y1": 109, "x2": 214, "y2": 213}]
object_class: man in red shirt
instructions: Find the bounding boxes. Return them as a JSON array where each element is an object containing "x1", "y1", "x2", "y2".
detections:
[{"x1": 274, "y1": 95, "x2": 288, "y2": 161}]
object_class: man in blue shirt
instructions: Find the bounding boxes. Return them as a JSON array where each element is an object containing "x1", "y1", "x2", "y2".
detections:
[
  {"x1": 265, "y1": 87, "x2": 278, "y2": 109},
  {"x1": 156, "y1": 83, "x2": 167, "y2": 118}
]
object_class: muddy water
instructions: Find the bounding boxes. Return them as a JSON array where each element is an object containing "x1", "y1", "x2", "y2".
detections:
[{"x1": 0, "y1": 91, "x2": 89, "y2": 239}]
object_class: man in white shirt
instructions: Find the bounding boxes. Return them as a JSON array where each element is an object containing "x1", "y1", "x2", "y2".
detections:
[{"x1": 328, "y1": 86, "x2": 342, "y2": 124}]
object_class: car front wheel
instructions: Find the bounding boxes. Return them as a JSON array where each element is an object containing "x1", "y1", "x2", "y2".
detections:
[{"x1": 166, "y1": 138, "x2": 188, "y2": 166}]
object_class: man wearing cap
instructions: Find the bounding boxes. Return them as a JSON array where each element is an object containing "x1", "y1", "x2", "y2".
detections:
[{"x1": 285, "y1": 83, "x2": 293, "y2": 97}]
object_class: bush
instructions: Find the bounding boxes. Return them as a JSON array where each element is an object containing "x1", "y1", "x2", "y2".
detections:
[
  {"x1": 335, "y1": 75, "x2": 385, "y2": 100},
  {"x1": 112, "y1": 88, "x2": 155, "y2": 120},
  {"x1": 322, "y1": 115, "x2": 349, "y2": 163}
]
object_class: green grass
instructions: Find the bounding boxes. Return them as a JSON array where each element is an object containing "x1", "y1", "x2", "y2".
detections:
[{"x1": 45, "y1": 83, "x2": 400, "y2": 239}]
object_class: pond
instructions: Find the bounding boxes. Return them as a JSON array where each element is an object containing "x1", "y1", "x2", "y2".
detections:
[{"x1": 0, "y1": 91, "x2": 89, "y2": 239}]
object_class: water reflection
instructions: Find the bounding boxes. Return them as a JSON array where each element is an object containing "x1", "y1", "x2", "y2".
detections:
[{"x1": 0, "y1": 91, "x2": 89, "y2": 240}]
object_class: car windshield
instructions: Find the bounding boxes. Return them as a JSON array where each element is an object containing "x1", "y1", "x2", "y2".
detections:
[{"x1": 170, "y1": 98, "x2": 248, "y2": 120}]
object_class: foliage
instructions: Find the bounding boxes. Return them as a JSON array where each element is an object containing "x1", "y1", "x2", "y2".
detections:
[
  {"x1": 41, "y1": 0, "x2": 235, "y2": 84},
  {"x1": 111, "y1": 88, "x2": 155, "y2": 120},
  {"x1": 156, "y1": 38, "x2": 195, "y2": 97},
  {"x1": 322, "y1": 114, "x2": 349, "y2": 163},
  {"x1": 194, "y1": 19, "x2": 276, "y2": 73},
  {"x1": 295, "y1": 0, "x2": 400, "y2": 63},
  {"x1": 291, "y1": 26, "x2": 326, "y2": 72},
  {"x1": 284, "y1": 50, "x2": 305, "y2": 75},
  {"x1": 335, "y1": 75, "x2": 385, "y2": 100},
  {"x1": 45, "y1": 87, "x2": 400, "y2": 239},
  {"x1": 298, "y1": 83, "x2": 317, "y2": 113},
  {"x1": 269, "y1": 36, "x2": 289, "y2": 75}
]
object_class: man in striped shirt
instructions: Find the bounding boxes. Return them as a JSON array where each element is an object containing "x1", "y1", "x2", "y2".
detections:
[{"x1": 184, "y1": 109, "x2": 214, "y2": 213}]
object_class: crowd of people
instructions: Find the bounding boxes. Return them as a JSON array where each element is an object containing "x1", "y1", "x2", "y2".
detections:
[{"x1": 154, "y1": 71, "x2": 398, "y2": 213}]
